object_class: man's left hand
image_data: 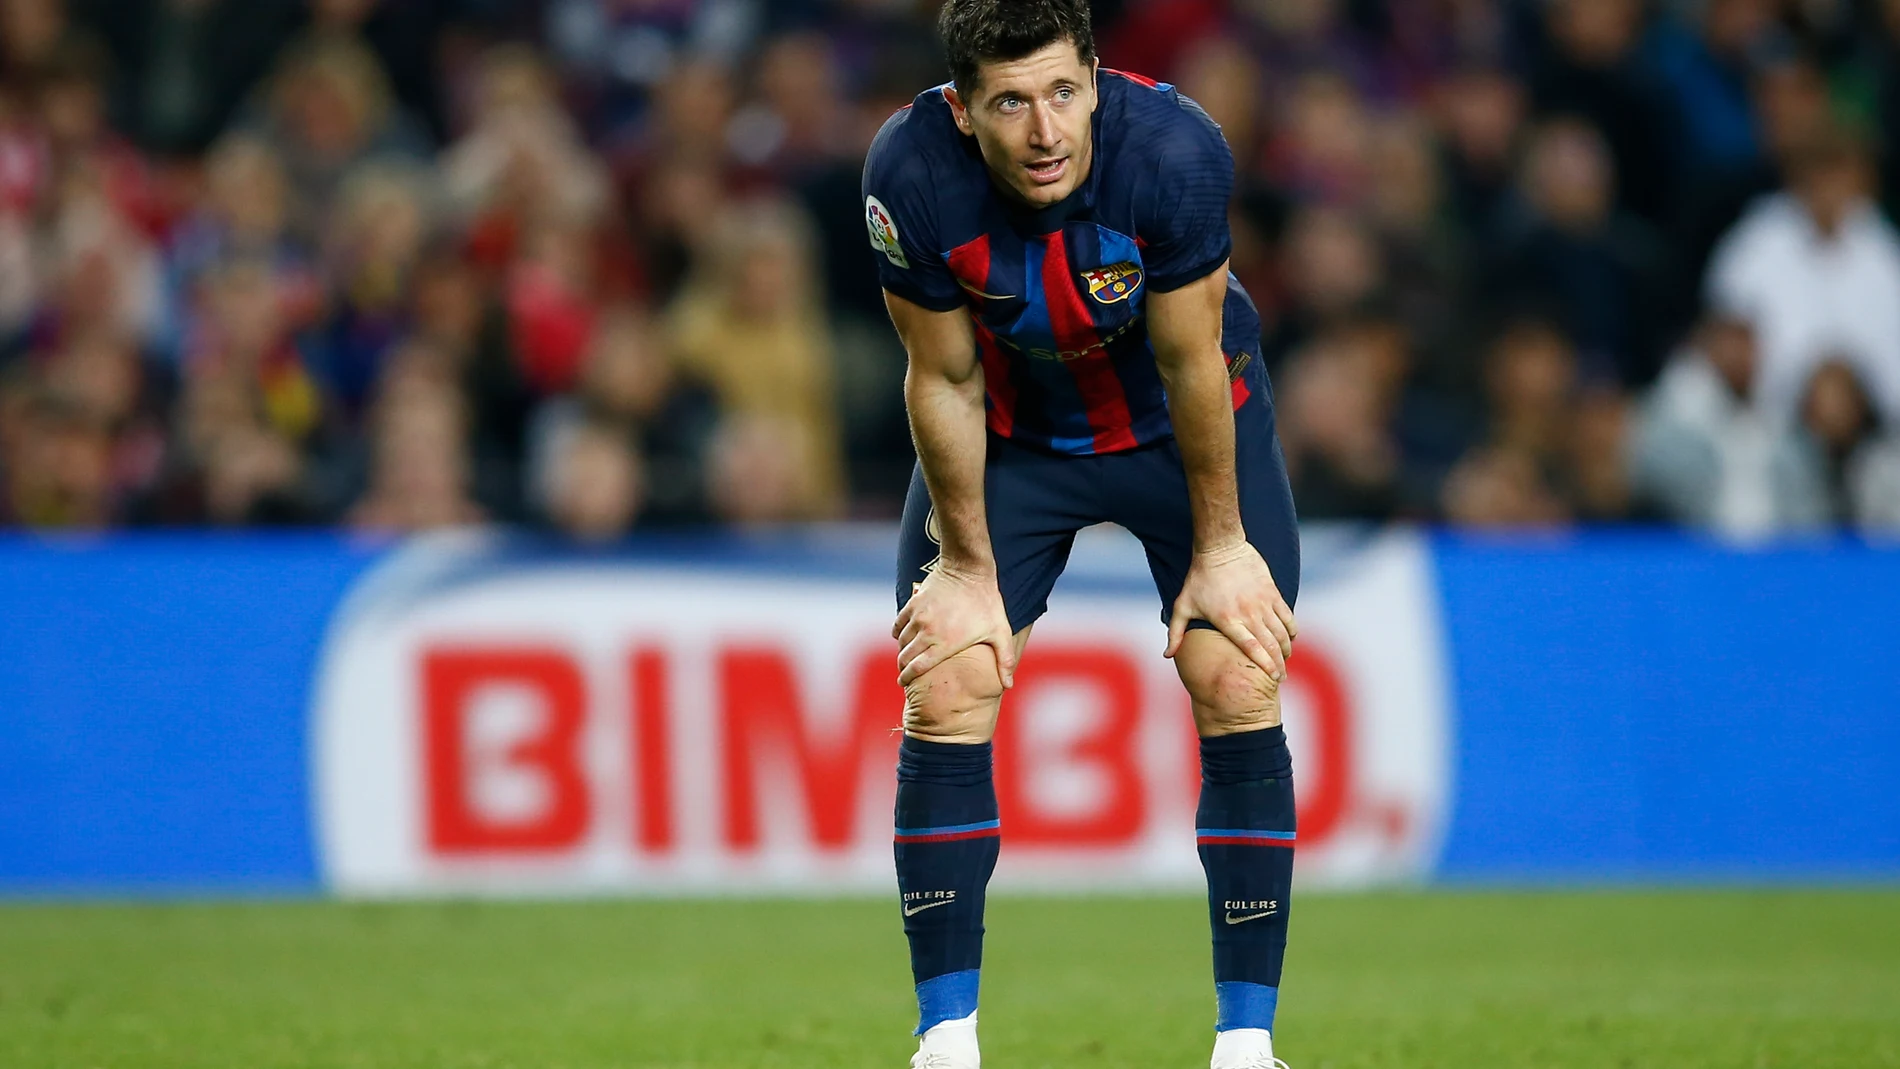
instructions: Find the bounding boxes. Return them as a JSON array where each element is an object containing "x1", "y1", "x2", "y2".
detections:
[{"x1": 1165, "y1": 540, "x2": 1296, "y2": 679}]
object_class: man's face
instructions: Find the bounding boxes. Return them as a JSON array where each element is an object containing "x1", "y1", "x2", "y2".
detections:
[
  {"x1": 948, "y1": 41, "x2": 1098, "y2": 208},
  {"x1": 1799, "y1": 158, "x2": 1870, "y2": 234}
]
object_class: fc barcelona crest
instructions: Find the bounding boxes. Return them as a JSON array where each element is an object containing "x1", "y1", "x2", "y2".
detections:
[{"x1": 1082, "y1": 261, "x2": 1143, "y2": 304}]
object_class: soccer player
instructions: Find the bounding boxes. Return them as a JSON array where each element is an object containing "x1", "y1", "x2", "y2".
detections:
[{"x1": 864, "y1": 2, "x2": 1301, "y2": 1067}]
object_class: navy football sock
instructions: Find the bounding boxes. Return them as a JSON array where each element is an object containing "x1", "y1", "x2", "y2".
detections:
[
  {"x1": 895, "y1": 737, "x2": 1000, "y2": 1034},
  {"x1": 1197, "y1": 726, "x2": 1296, "y2": 1034}
]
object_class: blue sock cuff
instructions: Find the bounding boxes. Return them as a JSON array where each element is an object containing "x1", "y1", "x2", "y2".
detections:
[
  {"x1": 915, "y1": 969, "x2": 981, "y2": 1034},
  {"x1": 1215, "y1": 981, "x2": 1279, "y2": 1032},
  {"x1": 899, "y1": 738, "x2": 994, "y2": 786},
  {"x1": 1200, "y1": 727, "x2": 1291, "y2": 785}
]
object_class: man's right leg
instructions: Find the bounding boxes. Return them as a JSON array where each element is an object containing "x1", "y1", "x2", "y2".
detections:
[
  {"x1": 892, "y1": 442, "x2": 1091, "y2": 1066},
  {"x1": 895, "y1": 631, "x2": 1030, "y2": 1066}
]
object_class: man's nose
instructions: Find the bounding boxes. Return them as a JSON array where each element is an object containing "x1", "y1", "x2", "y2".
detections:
[{"x1": 1028, "y1": 104, "x2": 1057, "y2": 150}]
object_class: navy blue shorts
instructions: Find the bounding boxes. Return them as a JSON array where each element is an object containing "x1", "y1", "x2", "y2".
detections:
[{"x1": 896, "y1": 386, "x2": 1301, "y2": 634}]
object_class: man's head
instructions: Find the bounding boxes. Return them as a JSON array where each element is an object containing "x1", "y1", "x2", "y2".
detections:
[
  {"x1": 939, "y1": 0, "x2": 1099, "y2": 208},
  {"x1": 1790, "y1": 125, "x2": 1874, "y2": 236}
]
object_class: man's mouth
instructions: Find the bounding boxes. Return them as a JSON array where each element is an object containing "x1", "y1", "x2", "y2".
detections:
[{"x1": 1024, "y1": 156, "x2": 1068, "y2": 185}]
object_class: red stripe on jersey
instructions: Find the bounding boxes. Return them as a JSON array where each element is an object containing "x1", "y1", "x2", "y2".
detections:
[
  {"x1": 1104, "y1": 67, "x2": 1161, "y2": 89},
  {"x1": 949, "y1": 235, "x2": 1016, "y2": 436},
  {"x1": 974, "y1": 319, "x2": 1017, "y2": 438},
  {"x1": 946, "y1": 234, "x2": 993, "y2": 309},
  {"x1": 1041, "y1": 234, "x2": 1137, "y2": 453},
  {"x1": 1232, "y1": 377, "x2": 1251, "y2": 409}
]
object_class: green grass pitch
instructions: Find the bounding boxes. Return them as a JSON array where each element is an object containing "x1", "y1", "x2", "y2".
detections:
[{"x1": 2, "y1": 890, "x2": 1897, "y2": 1068}]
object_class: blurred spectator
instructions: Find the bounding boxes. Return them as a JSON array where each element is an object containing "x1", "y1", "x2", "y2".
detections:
[
  {"x1": 34, "y1": 164, "x2": 169, "y2": 355},
  {"x1": 4, "y1": 0, "x2": 96, "y2": 95},
  {"x1": 36, "y1": 39, "x2": 167, "y2": 237},
  {"x1": 305, "y1": 163, "x2": 433, "y2": 418},
  {"x1": 544, "y1": 0, "x2": 756, "y2": 144},
  {"x1": 1633, "y1": 314, "x2": 1792, "y2": 537},
  {"x1": 1670, "y1": 50, "x2": 1833, "y2": 330},
  {"x1": 241, "y1": 36, "x2": 431, "y2": 239},
  {"x1": 76, "y1": 0, "x2": 299, "y2": 156},
  {"x1": 706, "y1": 412, "x2": 825, "y2": 527},
  {"x1": 45, "y1": 328, "x2": 170, "y2": 504},
  {"x1": 0, "y1": 373, "x2": 113, "y2": 527},
  {"x1": 535, "y1": 414, "x2": 643, "y2": 542},
  {"x1": 295, "y1": 0, "x2": 452, "y2": 141},
  {"x1": 167, "y1": 135, "x2": 320, "y2": 340},
  {"x1": 1432, "y1": 61, "x2": 1526, "y2": 245},
  {"x1": 181, "y1": 256, "x2": 321, "y2": 448},
  {"x1": 606, "y1": 52, "x2": 737, "y2": 193},
  {"x1": 530, "y1": 304, "x2": 716, "y2": 528},
  {"x1": 1232, "y1": 0, "x2": 1396, "y2": 103},
  {"x1": 1441, "y1": 444, "x2": 1571, "y2": 527},
  {"x1": 1489, "y1": 117, "x2": 1669, "y2": 386},
  {"x1": 347, "y1": 354, "x2": 483, "y2": 531},
  {"x1": 1364, "y1": 112, "x2": 1467, "y2": 377},
  {"x1": 168, "y1": 360, "x2": 312, "y2": 525},
  {"x1": 1441, "y1": 319, "x2": 1582, "y2": 528},
  {"x1": 1177, "y1": 36, "x2": 1267, "y2": 173},
  {"x1": 1643, "y1": 0, "x2": 1779, "y2": 184},
  {"x1": 1264, "y1": 71, "x2": 1375, "y2": 204},
  {"x1": 441, "y1": 45, "x2": 611, "y2": 252},
  {"x1": 406, "y1": 248, "x2": 528, "y2": 518},
  {"x1": 666, "y1": 196, "x2": 842, "y2": 520},
  {"x1": 1529, "y1": 0, "x2": 1676, "y2": 224},
  {"x1": 1569, "y1": 389, "x2": 1635, "y2": 522},
  {"x1": 1097, "y1": 0, "x2": 1226, "y2": 82},
  {"x1": 1276, "y1": 325, "x2": 1404, "y2": 520},
  {"x1": 1785, "y1": 359, "x2": 1900, "y2": 532},
  {"x1": 1705, "y1": 126, "x2": 1900, "y2": 426},
  {"x1": 505, "y1": 221, "x2": 601, "y2": 397},
  {"x1": 1262, "y1": 204, "x2": 1383, "y2": 374},
  {"x1": 728, "y1": 32, "x2": 854, "y2": 179}
]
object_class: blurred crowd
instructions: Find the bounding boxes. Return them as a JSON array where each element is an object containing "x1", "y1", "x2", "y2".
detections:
[{"x1": 2, "y1": 0, "x2": 1899, "y2": 541}]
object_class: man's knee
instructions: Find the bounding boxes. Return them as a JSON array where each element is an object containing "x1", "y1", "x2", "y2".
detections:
[
  {"x1": 904, "y1": 646, "x2": 1006, "y2": 743},
  {"x1": 1178, "y1": 636, "x2": 1282, "y2": 737}
]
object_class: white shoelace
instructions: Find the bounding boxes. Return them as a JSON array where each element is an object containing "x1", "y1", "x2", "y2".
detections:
[{"x1": 909, "y1": 1052, "x2": 970, "y2": 1069}]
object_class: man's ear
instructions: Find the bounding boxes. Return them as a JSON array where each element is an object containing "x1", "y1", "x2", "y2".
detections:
[
  {"x1": 1090, "y1": 59, "x2": 1101, "y2": 113},
  {"x1": 945, "y1": 85, "x2": 975, "y2": 136}
]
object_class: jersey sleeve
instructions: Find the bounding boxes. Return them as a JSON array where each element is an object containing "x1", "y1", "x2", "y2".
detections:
[
  {"x1": 1137, "y1": 95, "x2": 1235, "y2": 293},
  {"x1": 861, "y1": 112, "x2": 964, "y2": 312}
]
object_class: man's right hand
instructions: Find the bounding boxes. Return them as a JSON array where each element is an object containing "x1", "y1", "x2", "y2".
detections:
[{"x1": 892, "y1": 563, "x2": 1018, "y2": 689}]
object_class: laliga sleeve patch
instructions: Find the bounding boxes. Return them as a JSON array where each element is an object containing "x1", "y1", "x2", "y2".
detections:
[{"x1": 866, "y1": 196, "x2": 911, "y2": 269}]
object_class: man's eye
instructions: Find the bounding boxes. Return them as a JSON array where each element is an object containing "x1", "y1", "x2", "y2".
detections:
[
  {"x1": 1054, "y1": 87, "x2": 1074, "y2": 102},
  {"x1": 999, "y1": 97, "x2": 1022, "y2": 112}
]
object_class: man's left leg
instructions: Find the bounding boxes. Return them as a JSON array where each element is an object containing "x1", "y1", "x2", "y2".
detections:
[
  {"x1": 1105, "y1": 380, "x2": 1301, "y2": 1065},
  {"x1": 1175, "y1": 631, "x2": 1296, "y2": 1068}
]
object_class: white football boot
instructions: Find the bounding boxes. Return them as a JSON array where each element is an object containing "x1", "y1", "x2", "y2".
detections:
[
  {"x1": 909, "y1": 1011, "x2": 980, "y2": 1069},
  {"x1": 1210, "y1": 1027, "x2": 1290, "y2": 1069}
]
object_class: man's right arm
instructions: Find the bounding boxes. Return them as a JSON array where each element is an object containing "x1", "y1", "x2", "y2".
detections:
[
  {"x1": 885, "y1": 290, "x2": 1016, "y2": 688},
  {"x1": 890, "y1": 291, "x2": 990, "y2": 573}
]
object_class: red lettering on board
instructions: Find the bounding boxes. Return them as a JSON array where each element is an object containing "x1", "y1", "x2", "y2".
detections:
[
  {"x1": 1284, "y1": 644, "x2": 1353, "y2": 845},
  {"x1": 995, "y1": 646, "x2": 1146, "y2": 847},
  {"x1": 423, "y1": 647, "x2": 591, "y2": 854},
  {"x1": 719, "y1": 647, "x2": 903, "y2": 850},
  {"x1": 630, "y1": 647, "x2": 674, "y2": 853}
]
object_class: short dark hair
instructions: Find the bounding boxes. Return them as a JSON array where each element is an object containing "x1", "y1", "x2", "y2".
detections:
[{"x1": 938, "y1": 0, "x2": 1096, "y2": 97}]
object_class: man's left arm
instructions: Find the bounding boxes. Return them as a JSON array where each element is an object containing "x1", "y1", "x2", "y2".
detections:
[{"x1": 1147, "y1": 265, "x2": 1296, "y2": 678}]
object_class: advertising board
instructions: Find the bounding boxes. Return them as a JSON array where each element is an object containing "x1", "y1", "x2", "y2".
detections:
[{"x1": 312, "y1": 529, "x2": 1452, "y2": 894}]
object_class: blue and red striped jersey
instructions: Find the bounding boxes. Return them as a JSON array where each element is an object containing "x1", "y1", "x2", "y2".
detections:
[{"x1": 863, "y1": 69, "x2": 1265, "y2": 456}]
